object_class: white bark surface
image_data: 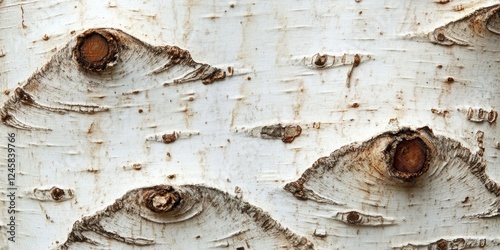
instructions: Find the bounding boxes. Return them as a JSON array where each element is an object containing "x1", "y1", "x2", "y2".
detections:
[{"x1": 0, "y1": 0, "x2": 499, "y2": 249}]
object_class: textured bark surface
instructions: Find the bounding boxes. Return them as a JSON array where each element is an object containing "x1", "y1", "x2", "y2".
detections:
[
  {"x1": 61, "y1": 185, "x2": 312, "y2": 249},
  {"x1": 0, "y1": 0, "x2": 499, "y2": 249},
  {"x1": 285, "y1": 127, "x2": 500, "y2": 248},
  {"x1": 1, "y1": 28, "x2": 226, "y2": 130}
]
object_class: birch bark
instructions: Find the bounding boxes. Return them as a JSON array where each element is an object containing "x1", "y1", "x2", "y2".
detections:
[{"x1": 0, "y1": 0, "x2": 499, "y2": 249}]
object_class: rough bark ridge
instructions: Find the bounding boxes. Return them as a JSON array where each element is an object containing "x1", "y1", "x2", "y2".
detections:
[
  {"x1": 60, "y1": 185, "x2": 313, "y2": 250},
  {"x1": 1, "y1": 28, "x2": 226, "y2": 130},
  {"x1": 285, "y1": 127, "x2": 500, "y2": 248}
]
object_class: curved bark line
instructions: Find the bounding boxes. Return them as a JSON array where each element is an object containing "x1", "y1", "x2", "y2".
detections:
[
  {"x1": 428, "y1": 4, "x2": 500, "y2": 47},
  {"x1": 393, "y1": 237, "x2": 499, "y2": 250},
  {"x1": 60, "y1": 185, "x2": 313, "y2": 250},
  {"x1": 1, "y1": 28, "x2": 227, "y2": 130},
  {"x1": 334, "y1": 211, "x2": 396, "y2": 226},
  {"x1": 285, "y1": 127, "x2": 500, "y2": 219}
]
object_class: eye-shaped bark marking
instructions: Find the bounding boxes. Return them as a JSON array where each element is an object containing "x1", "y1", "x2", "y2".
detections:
[
  {"x1": 285, "y1": 127, "x2": 500, "y2": 222},
  {"x1": 238, "y1": 124, "x2": 303, "y2": 143},
  {"x1": 303, "y1": 53, "x2": 371, "y2": 70},
  {"x1": 429, "y1": 4, "x2": 500, "y2": 47},
  {"x1": 394, "y1": 237, "x2": 496, "y2": 250},
  {"x1": 145, "y1": 130, "x2": 200, "y2": 144},
  {"x1": 335, "y1": 211, "x2": 395, "y2": 226},
  {"x1": 60, "y1": 185, "x2": 313, "y2": 250},
  {"x1": 303, "y1": 53, "x2": 371, "y2": 88},
  {"x1": 31, "y1": 186, "x2": 74, "y2": 202},
  {"x1": 1, "y1": 28, "x2": 227, "y2": 130},
  {"x1": 467, "y1": 107, "x2": 497, "y2": 123}
]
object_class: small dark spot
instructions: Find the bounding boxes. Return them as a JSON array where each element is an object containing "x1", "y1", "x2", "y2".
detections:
[
  {"x1": 437, "y1": 65, "x2": 443, "y2": 69},
  {"x1": 42, "y1": 34, "x2": 50, "y2": 41},
  {"x1": 437, "y1": 33, "x2": 446, "y2": 41},
  {"x1": 453, "y1": 4, "x2": 464, "y2": 11},
  {"x1": 247, "y1": 76, "x2": 252, "y2": 81},
  {"x1": 138, "y1": 109, "x2": 143, "y2": 113},
  {"x1": 487, "y1": 110, "x2": 497, "y2": 123},
  {"x1": 236, "y1": 247, "x2": 245, "y2": 250},
  {"x1": 132, "y1": 163, "x2": 142, "y2": 170},
  {"x1": 359, "y1": 11, "x2": 363, "y2": 15},
  {"x1": 227, "y1": 66, "x2": 234, "y2": 75},
  {"x1": 314, "y1": 54, "x2": 328, "y2": 66},
  {"x1": 353, "y1": 54, "x2": 361, "y2": 67},
  {"x1": 282, "y1": 125, "x2": 302, "y2": 143},
  {"x1": 4, "y1": 90, "x2": 10, "y2": 95},
  {"x1": 196, "y1": 235, "x2": 201, "y2": 239},
  {"x1": 436, "y1": 239, "x2": 448, "y2": 250},
  {"x1": 15, "y1": 88, "x2": 34, "y2": 104},
  {"x1": 1, "y1": 113, "x2": 12, "y2": 123},
  {"x1": 162, "y1": 132, "x2": 177, "y2": 144},
  {"x1": 351, "y1": 103, "x2": 360, "y2": 108},
  {"x1": 230, "y1": 3, "x2": 235, "y2": 8},
  {"x1": 478, "y1": 108, "x2": 485, "y2": 119},
  {"x1": 201, "y1": 70, "x2": 226, "y2": 85},
  {"x1": 167, "y1": 174, "x2": 176, "y2": 179},
  {"x1": 461, "y1": 197, "x2": 469, "y2": 203},
  {"x1": 447, "y1": 77, "x2": 454, "y2": 83},
  {"x1": 436, "y1": 0, "x2": 450, "y2": 4},
  {"x1": 51, "y1": 187, "x2": 65, "y2": 201},
  {"x1": 347, "y1": 211, "x2": 360, "y2": 224}
]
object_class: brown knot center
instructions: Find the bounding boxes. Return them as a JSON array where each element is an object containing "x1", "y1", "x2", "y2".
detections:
[
  {"x1": 79, "y1": 33, "x2": 109, "y2": 64},
  {"x1": 145, "y1": 188, "x2": 181, "y2": 213},
  {"x1": 346, "y1": 211, "x2": 361, "y2": 224},
  {"x1": 393, "y1": 138, "x2": 427, "y2": 174},
  {"x1": 74, "y1": 30, "x2": 118, "y2": 71}
]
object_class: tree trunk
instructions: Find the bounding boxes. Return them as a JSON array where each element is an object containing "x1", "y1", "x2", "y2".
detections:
[{"x1": 1, "y1": 1, "x2": 499, "y2": 249}]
